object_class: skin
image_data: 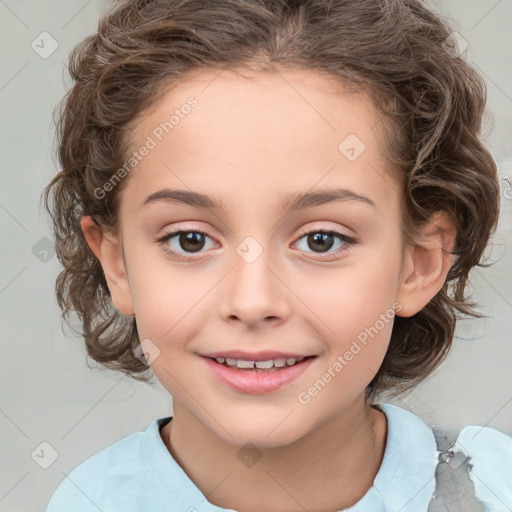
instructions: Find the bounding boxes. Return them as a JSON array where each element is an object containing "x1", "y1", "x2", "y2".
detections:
[{"x1": 80, "y1": 67, "x2": 456, "y2": 512}]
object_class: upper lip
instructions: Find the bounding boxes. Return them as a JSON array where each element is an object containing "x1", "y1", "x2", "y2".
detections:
[{"x1": 199, "y1": 350, "x2": 316, "y2": 361}]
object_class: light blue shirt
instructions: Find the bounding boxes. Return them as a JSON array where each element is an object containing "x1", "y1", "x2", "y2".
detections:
[{"x1": 45, "y1": 402, "x2": 512, "y2": 511}]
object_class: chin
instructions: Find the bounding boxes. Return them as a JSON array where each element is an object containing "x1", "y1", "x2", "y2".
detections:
[{"x1": 218, "y1": 419, "x2": 309, "y2": 451}]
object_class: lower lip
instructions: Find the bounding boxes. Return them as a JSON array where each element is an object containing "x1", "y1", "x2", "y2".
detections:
[{"x1": 201, "y1": 356, "x2": 316, "y2": 394}]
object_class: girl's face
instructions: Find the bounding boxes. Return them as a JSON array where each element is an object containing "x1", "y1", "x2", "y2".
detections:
[{"x1": 111, "y1": 68, "x2": 409, "y2": 447}]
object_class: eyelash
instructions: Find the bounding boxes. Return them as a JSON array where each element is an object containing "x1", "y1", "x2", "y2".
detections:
[{"x1": 156, "y1": 227, "x2": 357, "y2": 261}]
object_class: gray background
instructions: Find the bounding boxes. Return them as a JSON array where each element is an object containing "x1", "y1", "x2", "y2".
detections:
[{"x1": 0, "y1": 1, "x2": 511, "y2": 511}]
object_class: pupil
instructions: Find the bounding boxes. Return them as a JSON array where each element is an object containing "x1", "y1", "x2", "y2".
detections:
[{"x1": 308, "y1": 232, "x2": 334, "y2": 253}]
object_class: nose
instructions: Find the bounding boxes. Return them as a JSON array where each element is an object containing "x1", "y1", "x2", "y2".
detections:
[{"x1": 218, "y1": 240, "x2": 291, "y2": 327}]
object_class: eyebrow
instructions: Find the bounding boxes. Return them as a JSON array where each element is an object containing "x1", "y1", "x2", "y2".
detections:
[{"x1": 141, "y1": 187, "x2": 377, "y2": 211}]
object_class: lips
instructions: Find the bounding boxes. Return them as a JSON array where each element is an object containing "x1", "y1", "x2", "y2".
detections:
[{"x1": 201, "y1": 354, "x2": 317, "y2": 394}]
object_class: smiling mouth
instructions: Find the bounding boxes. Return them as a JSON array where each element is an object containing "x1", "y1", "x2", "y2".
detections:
[{"x1": 203, "y1": 355, "x2": 317, "y2": 372}]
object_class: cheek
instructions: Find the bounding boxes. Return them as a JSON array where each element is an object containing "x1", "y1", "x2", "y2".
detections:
[
  {"x1": 128, "y1": 263, "x2": 217, "y2": 384},
  {"x1": 125, "y1": 240, "x2": 200, "y2": 337},
  {"x1": 130, "y1": 268, "x2": 205, "y2": 397},
  {"x1": 290, "y1": 256, "x2": 397, "y2": 385},
  {"x1": 293, "y1": 256, "x2": 399, "y2": 335}
]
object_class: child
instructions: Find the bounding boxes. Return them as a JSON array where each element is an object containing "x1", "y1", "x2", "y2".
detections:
[{"x1": 43, "y1": 0, "x2": 512, "y2": 510}]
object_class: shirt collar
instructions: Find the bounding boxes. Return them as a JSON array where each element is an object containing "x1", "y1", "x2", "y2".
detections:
[{"x1": 141, "y1": 402, "x2": 438, "y2": 512}]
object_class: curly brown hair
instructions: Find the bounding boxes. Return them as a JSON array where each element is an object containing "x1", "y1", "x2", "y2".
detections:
[{"x1": 42, "y1": 0, "x2": 501, "y2": 405}]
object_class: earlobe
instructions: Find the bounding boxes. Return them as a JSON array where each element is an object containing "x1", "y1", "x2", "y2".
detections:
[
  {"x1": 395, "y1": 212, "x2": 457, "y2": 318},
  {"x1": 80, "y1": 216, "x2": 135, "y2": 316}
]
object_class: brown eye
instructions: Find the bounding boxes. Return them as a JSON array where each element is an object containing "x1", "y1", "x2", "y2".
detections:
[
  {"x1": 306, "y1": 232, "x2": 336, "y2": 253},
  {"x1": 175, "y1": 232, "x2": 206, "y2": 253},
  {"x1": 295, "y1": 230, "x2": 356, "y2": 257},
  {"x1": 157, "y1": 228, "x2": 216, "y2": 259}
]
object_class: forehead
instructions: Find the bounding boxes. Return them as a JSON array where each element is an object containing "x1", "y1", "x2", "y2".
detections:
[
  {"x1": 122, "y1": 67, "x2": 399, "y2": 216},
  {"x1": 132, "y1": 67, "x2": 383, "y2": 147}
]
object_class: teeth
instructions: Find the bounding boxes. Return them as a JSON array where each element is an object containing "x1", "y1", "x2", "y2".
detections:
[
  {"x1": 219, "y1": 356, "x2": 305, "y2": 369},
  {"x1": 236, "y1": 360, "x2": 255, "y2": 369},
  {"x1": 255, "y1": 360, "x2": 273, "y2": 369}
]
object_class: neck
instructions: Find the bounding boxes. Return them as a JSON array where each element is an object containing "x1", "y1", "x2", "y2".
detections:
[{"x1": 160, "y1": 397, "x2": 388, "y2": 512}]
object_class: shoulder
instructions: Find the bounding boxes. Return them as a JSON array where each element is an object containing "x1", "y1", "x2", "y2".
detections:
[
  {"x1": 45, "y1": 420, "x2": 165, "y2": 511},
  {"x1": 449, "y1": 424, "x2": 512, "y2": 510},
  {"x1": 375, "y1": 403, "x2": 512, "y2": 510}
]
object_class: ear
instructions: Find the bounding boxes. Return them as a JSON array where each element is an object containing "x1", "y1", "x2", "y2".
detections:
[
  {"x1": 395, "y1": 211, "x2": 457, "y2": 318},
  {"x1": 80, "y1": 216, "x2": 135, "y2": 316}
]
